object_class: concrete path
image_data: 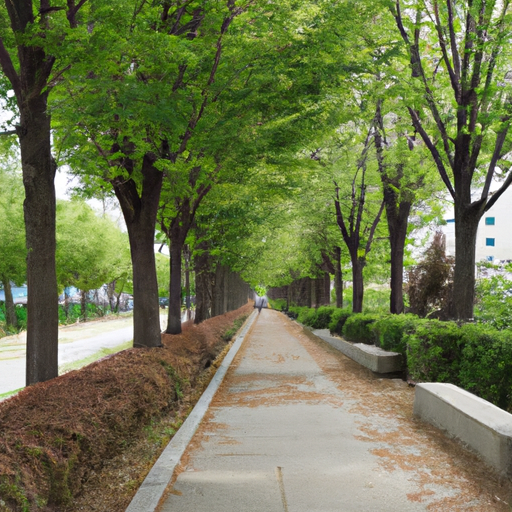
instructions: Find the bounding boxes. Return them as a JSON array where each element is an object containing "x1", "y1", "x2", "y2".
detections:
[{"x1": 158, "y1": 309, "x2": 510, "y2": 512}]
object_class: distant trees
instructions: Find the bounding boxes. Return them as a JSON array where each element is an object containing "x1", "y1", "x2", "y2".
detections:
[
  {"x1": 56, "y1": 200, "x2": 131, "y2": 319},
  {"x1": 0, "y1": 151, "x2": 25, "y2": 330}
]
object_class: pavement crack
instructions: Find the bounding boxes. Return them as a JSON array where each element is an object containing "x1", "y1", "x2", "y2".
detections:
[{"x1": 275, "y1": 466, "x2": 289, "y2": 512}]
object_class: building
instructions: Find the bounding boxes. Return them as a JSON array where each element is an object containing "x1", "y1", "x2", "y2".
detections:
[{"x1": 444, "y1": 185, "x2": 512, "y2": 264}]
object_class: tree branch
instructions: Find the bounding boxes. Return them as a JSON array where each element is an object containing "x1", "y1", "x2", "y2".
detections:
[
  {"x1": 446, "y1": 0, "x2": 461, "y2": 82},
  {"x1": 393, "y1": 3, "x2": 454, "y2": 166},
  {"x1": 408, "y1": 107, "x2": 455, "y2": 199},
  {"x1": 334, "y1": 183, "x2": 351, "y2": 246},
  {"x1": 484, "y1": 170, "x2": 512, "y2": 212},
  {"x1": 365, "y1": 199, "x2": 385, "y2": 256},
  {"x1": 481, "y1": 125, "x2": 510, "y2": 201},
  {"x1": 0, "y1": 38, "x2": 21, "y2": 99},
  {"x1": 433, "y1": 1, "x2": 460, "y2": 100}
]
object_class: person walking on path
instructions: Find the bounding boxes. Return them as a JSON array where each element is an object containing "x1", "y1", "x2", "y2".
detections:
[
  {"x1": 160, "y1": 310, "x2": 511, "y2": 511},
  {"x1": 254, "y1": 295, "x2": 267, "y2": 314}
]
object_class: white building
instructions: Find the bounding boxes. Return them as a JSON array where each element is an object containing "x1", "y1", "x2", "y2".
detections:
[{"x1": 444, "y1": 185, "x2": 512, "y2": 264}]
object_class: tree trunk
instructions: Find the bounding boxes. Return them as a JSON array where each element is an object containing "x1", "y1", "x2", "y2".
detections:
[
  {"x1": 194, "y1": 243, "x2": 211, "y2": 324},
  {"x1": 212, "y1": 264, "x2": 224, "y2": 317},
  {"x1": 453, "y1": 205, "x2": 481, "y2": 320},
  {"x1": 81, "y1": 290, "x2": 87, "y2": 320},
  {"x1": 166, "y1": 239, "x2": 183, "y2": 334},
  {"x1": 19, "y1": 94, "x2": 59, "y2": 386},
  {"x1": 113, "y1": 155, "x2": 163, "y2": 348},
  {"x1": 323, "y1": 272, "x2": 331, "y2": 306},
  {"x1": 1, "y1": 277, "x2": 18, "y2": 329},
  {"x1": 334, "y1": 247, "x2": 343, "y2": 308},
  {"x1": 184, "y1": 245, "x2": 191, "y2": 320},
  {"x1": 2, "y1": 0, "x2": 60, "y2": 386},
  {"x1": 351, "y1": 257, "x2": 364, "y2": 314},
  {"x1": 385, "y1": 197, "x2": 412, "y2": 315},
  {"x1": 306, "y1": 278, "x2": 312, "y2": 308}
]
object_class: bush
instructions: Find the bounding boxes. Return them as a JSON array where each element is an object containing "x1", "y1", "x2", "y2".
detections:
[
  {"x1": 0, "y1": 304, "x2": 27, "y2": 334},
  {"x1": 328, "y1": 308, "x2": 352, "y2": 335},
  {"x1": 287, "y1": 306, "x2": 340, "y2": 330},
  {"x1": 458, "y1": 324, "x2": 512, "y2": 411},
  {"x1": 297, "y1": 308, "x2": 317, "y2": 326},
  {"x1": 363, "y1": 289, "x2": 391, "y2": 313},
  {"x1": 407, "y1": 231, "x2": 454, "y2": 318},
  {"x1": 474, "y1": 274, "x2": 512, "y2": 330},
  {"x1": 372, "y1": 314, "x2": 419, "y2": 355},
  {"x1": 404, "y1": 320, "x2": 463, "y2": 383},
  {"x1": 268, "y1": 298, "x2": 287, "y2": 311},
  {"x1": 287, "y1": 306, "x2": 307, "y2": 321},
  {"x1": 342, "y1": 313, "x2": 381, "y2": 344},
  {"x1": 308, "y1": 306, "x2": 337, "y2": 329}
]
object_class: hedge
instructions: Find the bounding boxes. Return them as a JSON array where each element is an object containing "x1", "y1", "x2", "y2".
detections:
[
  {"x1": 287, "y1": 306, "x2": 337, "y2": 330},
  {"x1": 458, "y1": 324, "x2": 512, "y2": 411},
  {"x1": 372, "y1": 314, "x2": 419, "y2": 355},
  {"x1": 342, "y1": 313, "x2": 382, "y2": 344},
  {"x1": 283, "y1": 306, "x2": 512, "y2": 413},
  {"x1": 328, "y1": 308, "x2": 352, "y2": 335},
  {"x1": 404, "y1": 320, "x2": 464, "y2": 384}
]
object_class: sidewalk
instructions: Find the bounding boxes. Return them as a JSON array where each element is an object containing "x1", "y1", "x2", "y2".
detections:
[{"x1": 148, "y1": 310, "x2": 511, "y2": 511}]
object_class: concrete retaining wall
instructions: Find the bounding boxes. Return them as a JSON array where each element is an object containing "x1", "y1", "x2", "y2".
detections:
[
  {"x1": 312, "y1": 329, "x2": 403, "y2": 374},
  {"x1": 414, "y1": 383, "x2": 512, "y2": 476}
]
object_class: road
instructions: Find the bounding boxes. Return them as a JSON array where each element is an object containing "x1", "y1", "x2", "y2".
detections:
[{"x1": 0, "y1": 314, "x2": 167, "y2": 396}]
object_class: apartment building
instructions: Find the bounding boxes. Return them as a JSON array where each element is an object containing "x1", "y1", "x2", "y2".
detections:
[{"x1": 444, "y1": 185, "x2": 512, "y2": 264}]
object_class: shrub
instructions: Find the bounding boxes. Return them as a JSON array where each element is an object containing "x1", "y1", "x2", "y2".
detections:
[
  {"x1": 308, "y1": 306, "x2": 337, "y2": 329},
  {"x1": 287, "y1": 306, "x2": 308, "y2": 321},
  {"x1": 297, "y1": 308, "x2": 317, "y2": 326},
  {"x1": 268, "y1": 298, "x2": 287, "y2": 311},
  {"x1": 372, "y1": 314, "x2": 419, "y2": 355},
  {"x1": 285, "y1": 306, "x2": 338, "y2": 330},
  {"x1": 342, "y1": 313, "x2": 381, "y2": 344},
  {"x1": 474, "y1": 274, "x2": 512, "y2": 330},
  {"x1": 363, "y1": 289, "x2": 391, "y2": 313},
  {"x1": 328, "y1": 309, "x2": 352, "y2": 335},
  {"x1": 407, "y1": 231, "x2": 454, "y2": 318},
  {"x1": 458, "y1": 324, "x2": 512, "y2": 411},
  {"x1": 405, "y1": 320, "x2": 463, "y2": 383}
]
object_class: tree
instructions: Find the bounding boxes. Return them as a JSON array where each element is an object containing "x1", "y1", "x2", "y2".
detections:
[
  {"x1": 373, "y1": 99, "x2": 441, "y2": 314},
  {"x1": 0, "y1": 0, "x2": 91, "y2": 384},
  {"x1": 330, "y1": 118, "x2": 386, "y2": 313},
  {"x1": 56, "y1": 0, "x2": 259, "y2": 346},
  {"x1": 391, "y1": 0, "x2": 512, "y2": 320}
]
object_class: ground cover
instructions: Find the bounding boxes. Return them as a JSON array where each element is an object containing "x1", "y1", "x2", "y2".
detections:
[{"x1": 0, "y1": 303, "x2": 253, "y2": 511}]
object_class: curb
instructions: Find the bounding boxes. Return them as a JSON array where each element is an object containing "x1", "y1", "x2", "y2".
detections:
[{"x1": 125, "y1": 310, "x2": 258, "y2": 512}]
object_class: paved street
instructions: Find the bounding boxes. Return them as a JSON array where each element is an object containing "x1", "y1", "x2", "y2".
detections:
[
  {"x1": 160, "y1": 309, "x2": 509, "y2": 512},
  {"x1": 0, "y1": 314, "x2": 167, "y2": 395}
]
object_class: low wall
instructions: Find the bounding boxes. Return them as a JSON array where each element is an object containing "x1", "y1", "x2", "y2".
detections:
[
  {"x1": 414, "y1": 383, "x2": 512, "y2": 476},
  {"x1": 311, "y1": 329, "x2": 403, "y2": 374}
]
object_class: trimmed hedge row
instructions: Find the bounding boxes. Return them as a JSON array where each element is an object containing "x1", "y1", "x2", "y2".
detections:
[{"x1": 284, "y1": 305, "x2": 512, "y2": 413}]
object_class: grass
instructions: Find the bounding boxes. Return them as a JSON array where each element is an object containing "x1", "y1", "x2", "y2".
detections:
[
  {"x1": 58, "y1": 341, "x2": 132, "y2": 374},
  {"x1": 0, "y1": 388, "x2": 23, "y2": 401}
]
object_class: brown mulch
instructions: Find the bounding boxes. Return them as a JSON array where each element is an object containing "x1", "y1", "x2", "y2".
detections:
[{"x1": 0, "y1": 304, "x2": 253, "y2": 512}]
